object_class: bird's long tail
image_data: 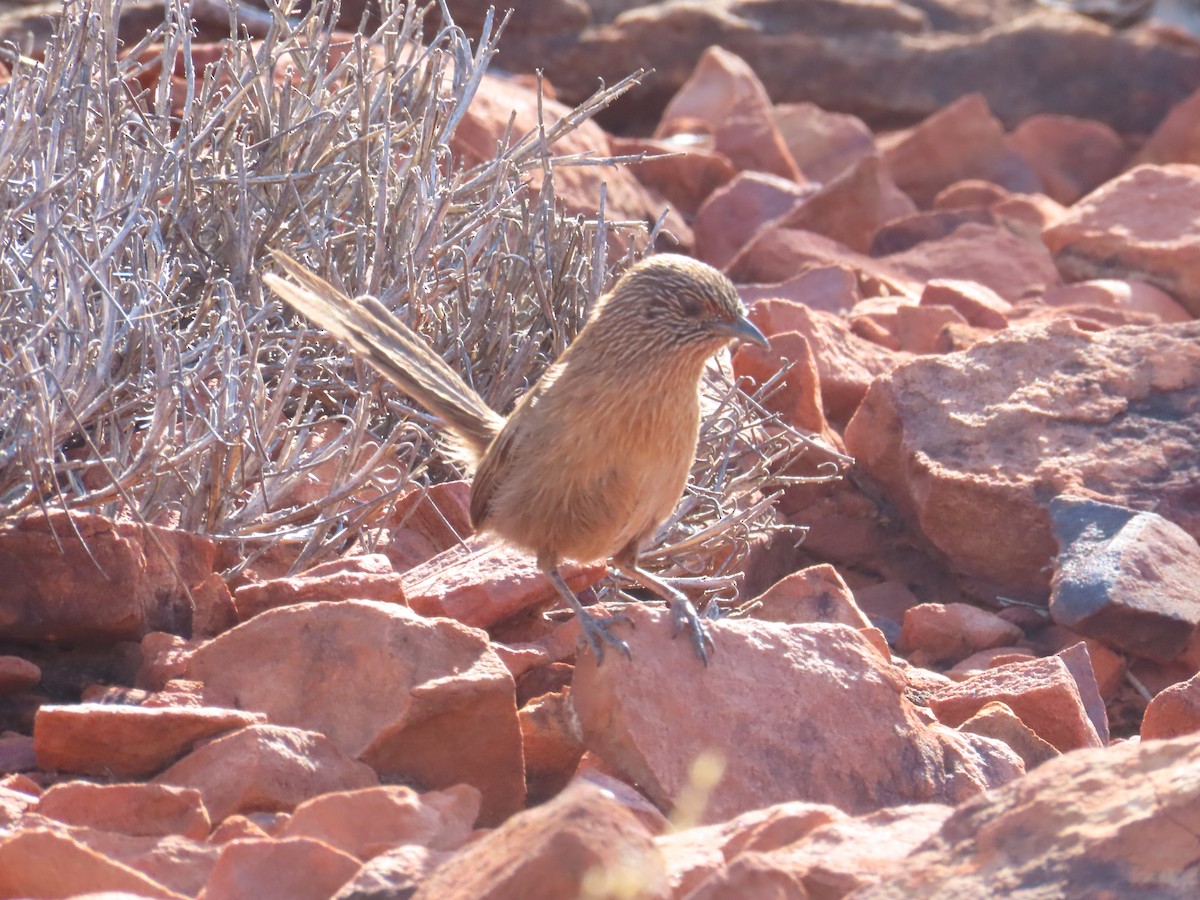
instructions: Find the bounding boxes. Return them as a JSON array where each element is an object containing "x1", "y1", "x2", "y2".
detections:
[{"x1": 264, "y1": 251, "x2": 505, "y2": 465}]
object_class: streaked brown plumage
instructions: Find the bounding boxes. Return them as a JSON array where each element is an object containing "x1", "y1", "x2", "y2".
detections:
[{"x1": 265, "y1": 252, "x2": 767, "y2": 663}]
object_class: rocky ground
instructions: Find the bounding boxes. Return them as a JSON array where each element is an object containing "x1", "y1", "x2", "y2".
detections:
[{"x1": 2, "y1": 1, "x2": 1200, "y2": 898}]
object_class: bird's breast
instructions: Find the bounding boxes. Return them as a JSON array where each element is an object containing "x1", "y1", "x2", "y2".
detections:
[{"x1": 477, "y1": 363, "x2": 704, "y2": 565}]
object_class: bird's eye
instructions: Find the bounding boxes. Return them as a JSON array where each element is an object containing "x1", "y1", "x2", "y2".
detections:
[{"x1": 680, "y1": 298, "x2": 703, "y2": 318}]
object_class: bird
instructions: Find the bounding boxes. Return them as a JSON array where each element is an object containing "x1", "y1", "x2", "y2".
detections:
[{"x1": 264, "y1": 251, "x2": 768, "y2": 664}]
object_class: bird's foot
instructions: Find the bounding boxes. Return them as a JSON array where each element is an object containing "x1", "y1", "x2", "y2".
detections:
[
  {"x1": 574, "y1": 606, "x2": 634, "y2": 664},
  {"x1": 669, "y1": 596, "x2": 715, "y2": 666}
]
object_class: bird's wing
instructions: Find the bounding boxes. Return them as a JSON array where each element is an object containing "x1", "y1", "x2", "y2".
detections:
[
  {"x1": 468, "y1": 412, "x2": 517, "y2": 531},
  {"x1": 265, "y1": 251, "x2": 505, "y2": 464},
  {"x1": 467, "y1": 371, "x2": 554, "y2": 530}
]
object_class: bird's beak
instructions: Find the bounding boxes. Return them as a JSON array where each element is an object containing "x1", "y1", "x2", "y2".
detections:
[{"x1": 711, "y1": 314, "x2": 769, "y2": 349}]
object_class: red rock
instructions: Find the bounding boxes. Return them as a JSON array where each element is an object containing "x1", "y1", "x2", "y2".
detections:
[
  {"x1": 0, "y1": 733, "x2": 36, "y2": 773},
  {"x1": 0, "y1": 655, "x2": 40, "y2": 694},
  {"x1": 684, "y1": 854, "x2": 808, "y2": 899},
  {"x1": 880, "y1": 93, "x2": 1041, "y2": 208},
  {"x1": 333, "y1": 844, "x2": 452, "y2": 900},
  {"x1": 0, "y1": 784, "x2": 36, "y2": 824},
  {"x1": 519, "y1": 689, "x2": 586, "y2": 804},
  {"x1": 0, "y1": 509, "x2": 233, "y2": 644},
  {"x1": 153, "y1": 724, "x2": 377, "y2": 823},
  {"x1": 850, "y1": 307, "x2": 904, "y2": 352},
  {"x1": 657, "y1": 801, "x2": 843, "y2": 896},
  {"x1": 1043, "y1": 164, "x2": 1200, "y2": 316},
  {"x1": 209, "y1": 816, "x2": 271, "y2": 844},
  {"x1": 743, "y1": 299, "x2": 906, "y2": 425},
  {"x1": 186, "y1": 600, "x2": 524, "y2": 824},
  {"x1": 1055, "y1": 640, "x2": 1110, "y2": 745},
  {"x1": 1135, "y1": 86, "x2": 1200, "y2": 167},
  {"x1": 774, "y1": 102, "x2": 877, "y2": 184},
  {"x1": 452, "y1": 72, "x2": 685, "y2": 256},
  {"x1": 1129, "y1": 661, "x2": 1199, "y2": 710},
  {"x1": 1006, "y1": 114, "x2": 1127, "y2": 205},
  {"x1": 244, "y1": 812, "x2": 290, "y2": 835},
  {"x1": 932, "y1": 179, "x2": 1011, "y2": 209},
  {"x1": 855, "y1": 294, "x2": 924, "y2": 345},
  {"x1": 1141, "y1": 671, "x2": 1200, "y2": 740},
  {"x1": 401, "y1": 537, "x2": 606, "y2": 629},
  {"x1": 929, "y1": 655, "x2": 1102, "y2": 753},
  {"x1": 34, "y1": 704, "x2": 265, "y2": 778},
  {"x1": 692, "y1": 171, "x2": 814, "y2": 269},
  {"x1": 489, "y1": 2, "x2": 1200, "y2": 139},
  {"x1": 573, "y1": 606, "x2": 1021, "y2": 822},
  {"x1": 36, "y1": 781, "x2": 210, "y2": 840},
  {"x1": 613, "y1": 134, "x2": 738, "y2": 217},
  {"x1": 40, "y1": 821, "x2": 220, "y2": 897},
  {"x1": 946, "y1": 647, "x2": 1036, "y2": 680},
  {"x1": 692, "y1": 803, "x2": 952, "y2": 899},
  {"x1": 881, "y1": 222, "x2": 1061, "y2": 302},
  {"x1": 0, "y1": 773, "x2": 40, "y2": 796},
  {"x1": 736, "y1": 264, "x2": 861, "y2": 314},
  {"x1": 281, "y1": 784, "x2": 480, "y2": 860},
  {"x1": 727, "y1": 227, "x2": 921, "y2": 299},
  {"x1": 233, "y1": 554, "x2": 405, "y2": 622},
  {"x1": 135, "y1": 632, "x2": 198, "y2": 691},
  {"x1": 656, "y1": 45, "x2": 800, "y2": 181},
  {"x1": 747, "y1": 564, "x2": 872, "y2": 630},
  {"x1": 1081, "y1": 637, "x2": 1127, "y2": 699},
  {"x1": 770, "y1": 154, "x2": 917, "y2": 253},
  {"x1": 411, "y1": 779, "x2": 669, "y2": 900},
  {"x1": 853, "y1": 581, "x2": 920, "y2": 640},
  {"x1": 855, "y1": 733, "x2": 1200, "y2": 898},
  {"x1": 958, "y1": 701, "x2": 1059, "y2": 770},
  {"x1": 572, "y1": 769, "x2": 671, "y2": 836},
  {"x1": 0, "y1": 828, "x2": 184, "y2": 899},
  {"x1": 869, "y1": 207, "x2": 997, "y2": 256},
  {"x1": 1049, "y1": 497, "x2": 1200, "y2": 662},
  {"x1": 1008, "y1": 299, "x2": 1164, "y2": 332},
  {"x1": 1040, "y1": 279, "x2": 1192, "y2": 324},
  {"x1": 1177, "y1": 627, "x2": 1200, "y2": 673},
  {"x1": 147, "y1": 679, "x2": 208, "y2": 708},
  {"x1": 919, "y1": 278, "x2": 1012, "y2": 330},
  {"x1": 1044, "y1": 297, "x2": 1168, "y2": 328},
  {"x1": 514, "y1": 661, "x2": 574, "y2": 705},
  {"x1": 389, "y1": 481, "x2": 473, "y2": 552},
  {"x1": 992, "y1": 192, "x2": 1067, "y2": 235},
  {"x1": 216, "y1": 537, "x2": 299, "y2": 591},
  {"x1": 202, "y1": 837, "x2": 360, "y2": 900},
  {"x1": 731, "y1": 331, "x2": 829, "y2": 435},
  {"x1": 899, "y1": 603, "x2": 1025, "y2": 667},
  {"x1": 844, "y1": 320, "x2": 1200, "y2": 596},
  {"x1": 905, "y1": 660, "x2": 992, "y2": 698},
  {"x1": 494, "y1": 629, "x2": 579, "y2": 681},
  {"x1": 894, "y1": 304, "x2": 970, "y2": 354},
  {"x1": 781, "y1": 479, "x2": 969, "y2": 614},
  {"x1": 369, "y1": 527, "x2": 439, "y2": 573},
  {"x1": 738, "y1": 287, "x2": 856, "y2": 336}
]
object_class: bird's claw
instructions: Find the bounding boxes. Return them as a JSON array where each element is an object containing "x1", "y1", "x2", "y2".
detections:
[
  {"x1": 669, "y1": 597, "x2": 715, "y2": 666},
  {"x1": 576, "y1": 608, "x2": 634, "y2": 664}
]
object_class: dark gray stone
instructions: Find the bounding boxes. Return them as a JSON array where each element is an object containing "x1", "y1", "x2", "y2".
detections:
[{"x1": 1049, "y1": 495, "x2": 1200, "y2": 662}]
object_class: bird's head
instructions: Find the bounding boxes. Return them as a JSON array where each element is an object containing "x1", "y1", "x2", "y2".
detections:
[{"x1": 593, "y1": 254, "x2": 768, "y2": 355}]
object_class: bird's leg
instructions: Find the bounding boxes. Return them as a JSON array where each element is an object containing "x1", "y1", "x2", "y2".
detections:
[
  {"x1": 543, "y1": 565, "x2": 633, "y2": 663},
  {"x1": 610, "y1": 550, "x2": 714, "y2": 666}
]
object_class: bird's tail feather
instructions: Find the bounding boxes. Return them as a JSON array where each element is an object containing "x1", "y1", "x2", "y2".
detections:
[{"x1": 264, "y1": 251, "x2": 504, "y2": 465}]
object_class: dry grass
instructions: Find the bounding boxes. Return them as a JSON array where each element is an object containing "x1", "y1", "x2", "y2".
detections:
[{"x1": 0, "y1": 0, "x2": 845, "y2": 606}]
